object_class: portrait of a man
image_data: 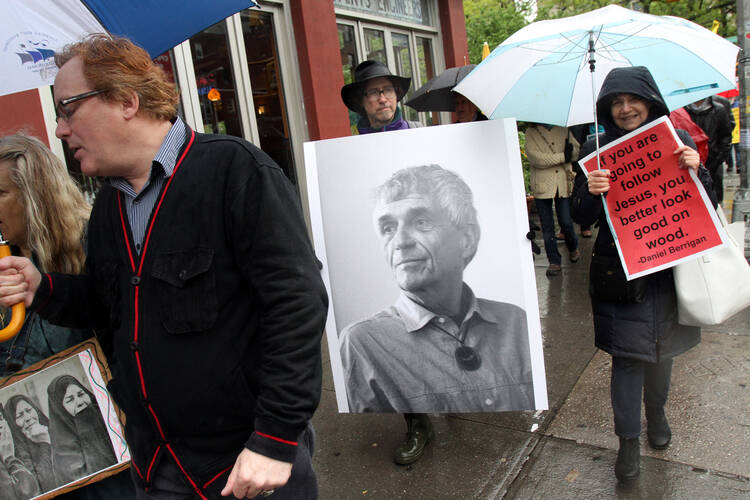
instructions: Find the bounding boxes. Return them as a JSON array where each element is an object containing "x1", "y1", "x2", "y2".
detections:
[
  {"x1": 304, "y1": 118, "x2": 547, "y2": 415},
  {"x1": 339, "y1": 165, "x2": 534, "y2": 413}
]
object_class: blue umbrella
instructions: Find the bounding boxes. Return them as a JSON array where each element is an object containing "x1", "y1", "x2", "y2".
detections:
[
  {"x1": 0, "y1": 0, "x2": 257, "y2": 96},
  {"x1": 454, "y1": 5, "x2": 739, "y2": 127}
]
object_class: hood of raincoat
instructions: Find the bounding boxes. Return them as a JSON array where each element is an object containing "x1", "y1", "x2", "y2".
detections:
[{"x1": 596, "y1": 66, "x2": 670, "y2": 138}]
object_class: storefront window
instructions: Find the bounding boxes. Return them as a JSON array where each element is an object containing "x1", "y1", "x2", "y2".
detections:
[
  {"x1": 392, "y1": 33, "x2": 417, "y2": 122},
  {"x1": 363, "y1": 28, "x2": 386, "y2": 63},
  {"x1": 339, "y1": 23, "x2": 360, "y2": 134},
  {"x1": 416, "y1": 37, "x2": 438, "y2": 125},
  {"x1": 240, "y1": 10, "x2": 296, "y2": 183},
  {"x1": 339, "y1": 24, "x2": 358, "y2": 85},
  {"x1": 190, "y1": 21, "x2": 242, "y2": 138}
]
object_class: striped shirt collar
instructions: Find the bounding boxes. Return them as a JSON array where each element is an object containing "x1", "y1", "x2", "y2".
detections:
[
  {"x1": 108, "y1": 117, "x2": 187, "y2": 195},
  {"x1": 153, "y1": 116, "x2": 187, "y2": 178}
]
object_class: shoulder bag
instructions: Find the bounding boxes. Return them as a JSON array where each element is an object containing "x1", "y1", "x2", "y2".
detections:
[{"x1": 673, "y1": 207, "x2": 750, "y2": 326}]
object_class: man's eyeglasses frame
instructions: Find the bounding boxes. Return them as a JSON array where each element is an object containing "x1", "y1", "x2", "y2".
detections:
[
  {"x1": 363, "y1": 86, "x2": 397, "y2": 101},
  {"x1": 55, "y1": 89, "x2": 107, "y2": 122}
]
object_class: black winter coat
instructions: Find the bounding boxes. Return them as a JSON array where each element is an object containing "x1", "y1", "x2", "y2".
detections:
[
  {"x1": 686, "y1": 95, "x2": 735, "y2": 173},
  {"x1": 571, "y1": 66, "x2": 717, "y2": 363}
]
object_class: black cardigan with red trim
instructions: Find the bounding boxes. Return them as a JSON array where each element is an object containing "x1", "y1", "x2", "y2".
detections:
[{"x1": 32, "y1": 129, "x2": 328, "y2": 493}]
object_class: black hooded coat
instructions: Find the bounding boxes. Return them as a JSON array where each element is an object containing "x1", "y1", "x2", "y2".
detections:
[
  {"x1": 5, "y1": 394, "x2": 58, "y2": 492},
  {"x1": 47, "y1": 375, "x2": 117, "y2": 484},
  {"x1": 571, "y1": 66, "x2": 717, "y2": 363}
]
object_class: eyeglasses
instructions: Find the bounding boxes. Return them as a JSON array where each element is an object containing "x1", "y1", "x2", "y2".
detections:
[
  {"x1": 363, "y1": 86, "x2": 397, "y2": 101},
  {"x1": 55, "y1": 89, "x2": 106, "y2": 123}
]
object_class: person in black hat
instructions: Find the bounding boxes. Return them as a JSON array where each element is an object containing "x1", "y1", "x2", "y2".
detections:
[
  {"x1": 341, "y1": 60, "x2": 421, "y2": 134},
  {"x1": 340, "y1": 60, "x2": 433, "y2": 467}
]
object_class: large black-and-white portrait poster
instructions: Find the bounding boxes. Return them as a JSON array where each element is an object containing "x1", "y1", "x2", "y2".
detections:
[
  {"x1": 0, "y1": 343, "x2": 129, "y2": 498},
  {"x1": 304, "y1": 118, "x2": 548, "y2": 414}
]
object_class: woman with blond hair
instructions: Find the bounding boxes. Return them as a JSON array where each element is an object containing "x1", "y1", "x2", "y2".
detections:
[
  {"x1": 0, "y1": 133, "x2": 134, "y2": 498},
  {"x1": 0, "y1": 133, "x2": 90, "y2": 373}
]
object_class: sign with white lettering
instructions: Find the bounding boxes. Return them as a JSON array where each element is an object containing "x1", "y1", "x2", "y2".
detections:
[
  {"x1": 334, "y1": 0, "x2": 428, "y2": 25},
  {"x1": 579, "y1": 116, "x2": 727, "y2": 279}
]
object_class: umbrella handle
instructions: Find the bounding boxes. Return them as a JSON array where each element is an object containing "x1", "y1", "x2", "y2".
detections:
[{"x1": 0, "y1": 243, "x2": 26, "y2": 342}]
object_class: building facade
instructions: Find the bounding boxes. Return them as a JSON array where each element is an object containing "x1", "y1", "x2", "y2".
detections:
[{"x1": 0, "y1": 0, "x2": 468, "y2": 210}]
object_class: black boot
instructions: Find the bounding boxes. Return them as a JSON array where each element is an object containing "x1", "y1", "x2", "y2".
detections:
[
  {"x1": 393, "y1": 414, "x2": 434, "y2": 465},
  {"x1": 646, "y1": 407, "x2": 672, "y2": 449},
  {"x1": 615, "y1": 437, "x2": 640, "y2": 481}
]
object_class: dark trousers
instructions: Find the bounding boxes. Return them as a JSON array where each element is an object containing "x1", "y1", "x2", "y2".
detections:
[
  {"x1": 610, "y1": 356, "x2": 673, "y2": 438},
  {"x1": 133, "y1": 424, "x2": 317, "y2": 500},
  {"x1": 535, "y1": 196, "x2": 577, "y2": 265},
  {"x1": 708, "y1": 164, "x2": 724, "y2": 204}
]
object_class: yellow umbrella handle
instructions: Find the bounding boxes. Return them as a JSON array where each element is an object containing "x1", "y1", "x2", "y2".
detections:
[{"x1": 0, "y1": 243, "x2": 26, "y2": 341}]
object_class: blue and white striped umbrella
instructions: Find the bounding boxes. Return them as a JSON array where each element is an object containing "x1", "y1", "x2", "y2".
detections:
[
  {"x1": 0, "y1": 0, "x2": 256, "y2": 97},
  {"x1": 454, "y1": 5, "x2": 739, "y2": 127}
]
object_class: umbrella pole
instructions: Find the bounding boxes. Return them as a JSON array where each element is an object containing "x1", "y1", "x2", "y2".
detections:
[{"x1": 588, "y1": 31, "x2": 601, "y2": 170}]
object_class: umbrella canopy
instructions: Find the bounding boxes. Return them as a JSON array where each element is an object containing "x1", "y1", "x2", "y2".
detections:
[
  {"x1": 0, "y1": 0, "x2": 256, "y2": 97},
  {"x1": 454, "y1": 5, "x2": 739, "y2": 127},
  {"x1": 404, "y1": 64, "x2": 476, "y2": 112}
]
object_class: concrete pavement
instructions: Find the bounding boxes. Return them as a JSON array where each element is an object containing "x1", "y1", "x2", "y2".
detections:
[{"x1": 312, "y1": 173, "x2": 750, "y2": 499}]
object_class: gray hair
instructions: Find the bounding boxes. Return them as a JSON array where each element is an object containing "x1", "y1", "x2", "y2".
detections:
[{"x1": 374, "y1": 164, "x2": 480, "y2": 264}]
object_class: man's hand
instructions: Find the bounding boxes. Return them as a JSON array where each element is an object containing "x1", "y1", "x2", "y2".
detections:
[
  {"x1": 587, "y1": 169, "x2": 611, "y2": 195},
  {"x1": 0, "y1": 256, "x2": 41, "y2": 307},
  {"x1": 221, "y1": 449, "x2": 292, "y2": 499}
]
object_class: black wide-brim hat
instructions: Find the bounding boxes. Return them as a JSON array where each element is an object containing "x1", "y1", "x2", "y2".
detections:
[{"x1": 341, "y1": 60, "x2": 411, "y2": 115}]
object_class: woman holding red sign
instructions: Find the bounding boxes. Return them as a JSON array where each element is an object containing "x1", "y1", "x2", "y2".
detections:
[{"x1": 571, "y1": 66, "x2": 717, "y2": 483}]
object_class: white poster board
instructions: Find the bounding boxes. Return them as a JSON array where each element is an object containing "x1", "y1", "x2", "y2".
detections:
[{"x1": 304, "y1": 119, "x2": 547, "y2": 413}]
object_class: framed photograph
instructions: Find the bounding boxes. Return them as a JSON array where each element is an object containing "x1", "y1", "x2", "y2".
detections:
[
  {"x1": 304, "y1": 118, "x2": 548, "y2": 413},
  {"x1": 0, "y1": 338, "x2": 130, "y2": 499}
]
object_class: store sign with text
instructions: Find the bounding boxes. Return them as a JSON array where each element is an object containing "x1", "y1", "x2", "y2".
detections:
[
  {"x1": 580, "y1": 116, "x2": 727, "y2": 279},
  {"x1": 333, "y1": 0, "x2": 427, "y2": 25}
]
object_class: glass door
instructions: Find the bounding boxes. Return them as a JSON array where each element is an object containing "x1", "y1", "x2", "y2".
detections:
[
  {"x1": 240, "y1": 9, "x2": 296, "y2": 182},
  {"x1": 363, "y1": 28, "x2": 386, "y2": 63},
  {"x1": 178, "y1": 6, "x2": 299, "y2": 183},
  {"x1": 390, "y1": 31, "x2": 417, "y2": 122},
  {"x1": 416, "y1": 36, "x2": 438, "y2": 125},
  {"x1": 189, "y1": 21, "x2": 243, "y2": 137},
  {"x1": 339, "y1": 21, "x2": 360, "y2": 135}
]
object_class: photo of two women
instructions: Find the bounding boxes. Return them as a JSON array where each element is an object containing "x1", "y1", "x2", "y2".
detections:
[{"x1": 0, "y1": 355, "x2": 119, "y2": 499}]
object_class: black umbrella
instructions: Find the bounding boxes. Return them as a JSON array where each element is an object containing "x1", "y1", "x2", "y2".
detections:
[{"x1": 404, "y1": 64, "x2": 476, "y2": 112}]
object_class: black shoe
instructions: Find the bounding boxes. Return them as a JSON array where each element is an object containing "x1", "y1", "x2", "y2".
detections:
[
  {"x1": 646, "y1": 407, "x2": 672, "y2": 449},
  {"x1": 545, "y1": 264, "x2": 561, "y2": 277},
  {"x1": 394, "y1": 414, "x2": 434, "y2": 465},
  {"x1": 615, "y1": 437, "x2": 640, "y2": 481}
]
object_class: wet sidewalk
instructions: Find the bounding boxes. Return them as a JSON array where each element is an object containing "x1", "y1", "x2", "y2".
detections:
[{"x1": 311, "y1": 196, "x2": 750, "y2": 498}]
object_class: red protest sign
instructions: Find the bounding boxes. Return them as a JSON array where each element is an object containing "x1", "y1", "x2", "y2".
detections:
[{"x1": 580, "y1": 116, "x2": 725, "y2": 279}]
